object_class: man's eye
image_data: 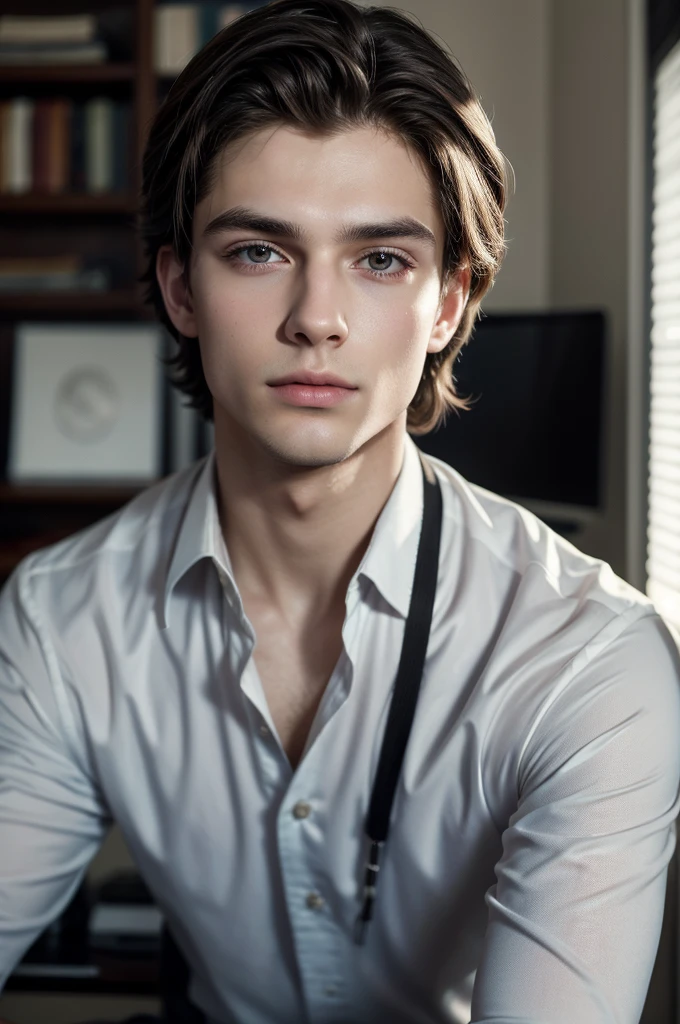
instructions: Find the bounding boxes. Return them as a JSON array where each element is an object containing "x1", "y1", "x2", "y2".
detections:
[
  {"x1": 224, "y1": 244, "x2": 285, "y2": 265},
  {"x1": 363, "y1": 251, "x2": 407, "y2": 273},
  {"x1": 222, "y1": 244, "x2": 414, "y2": 277}
]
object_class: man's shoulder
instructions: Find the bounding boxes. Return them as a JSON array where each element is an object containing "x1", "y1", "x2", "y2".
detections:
[
  {"x1": 6, "y1": 458, "x2": 207, "y2": 612},
  {"x1": 429, "y1": 453, "x2": 653, "y2": 621}
]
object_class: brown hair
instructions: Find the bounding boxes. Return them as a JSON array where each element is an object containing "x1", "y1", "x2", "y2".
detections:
[{"x1": 140, "y1": 0, "x2": 510, "y2": 433}]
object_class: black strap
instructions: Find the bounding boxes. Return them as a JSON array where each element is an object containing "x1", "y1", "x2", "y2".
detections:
[{"x1": 354, "y1": 451, "x2": 443, "y2": 944}]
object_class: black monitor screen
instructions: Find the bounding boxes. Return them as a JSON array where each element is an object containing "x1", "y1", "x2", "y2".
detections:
[{"x1": 413, "y1": 310, "x2": 606, "y2": 509}]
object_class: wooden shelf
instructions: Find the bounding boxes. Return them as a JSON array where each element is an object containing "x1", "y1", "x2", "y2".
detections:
[
  {"x1": 0, "y1": 290, "x2": 147, "y2": 314},
  {"x1": 0, "y1": 193, "x2": 137, "y2": 214},
  {"x1": 0, "y1": 63, "x2": 136, "y2": 84},
  {"x1": 0, "y1": 482, "x2": 152, "y2": 505}
]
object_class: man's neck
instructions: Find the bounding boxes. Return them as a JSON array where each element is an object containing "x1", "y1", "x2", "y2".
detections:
[{"x1": 213, "y1": 417, "x2": 406, "y2": 623}]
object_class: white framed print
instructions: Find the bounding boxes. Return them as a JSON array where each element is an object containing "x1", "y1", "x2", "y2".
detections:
[{"x1": 8, "y1": 322, "x2": 164, "y2": 483}]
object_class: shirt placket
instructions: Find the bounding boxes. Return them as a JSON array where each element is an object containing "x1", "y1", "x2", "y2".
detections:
[
  {"x1": 217, "y1": 555, "x2": 363, "y2": 1020},
  {"x1": 276, "y1": 757, "x2": 352, "y2": 1022},
  {"x1": 274, "y1": 582, "x2": 364, "y2": 1022}
]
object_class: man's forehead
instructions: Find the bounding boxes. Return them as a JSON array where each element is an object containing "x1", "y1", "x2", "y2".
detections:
[{"x1": 195, "y1": 125, "x2": 444, "y2": 241}]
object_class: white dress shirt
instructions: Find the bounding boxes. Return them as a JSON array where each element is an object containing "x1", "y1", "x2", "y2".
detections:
[{"x1": 1, "y1": 434, "x2": 680, "y2": 1024}]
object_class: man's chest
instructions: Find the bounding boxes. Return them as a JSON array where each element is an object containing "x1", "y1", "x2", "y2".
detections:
[{"x1": 246, "y1": 604, "x2": 346, "y2": 770}]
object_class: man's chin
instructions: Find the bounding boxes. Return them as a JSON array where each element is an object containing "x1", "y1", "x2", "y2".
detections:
[{"x1": 257, "y1": 434, "x2": 354, "y2": 469}]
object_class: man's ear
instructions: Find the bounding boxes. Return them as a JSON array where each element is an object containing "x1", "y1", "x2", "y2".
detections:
[
  {"x1": 427, "y1": 266, "x2": 471, "y2": 355},
  {"x1": 156, "y1": 245, "x2": 199, "y2": 338}
]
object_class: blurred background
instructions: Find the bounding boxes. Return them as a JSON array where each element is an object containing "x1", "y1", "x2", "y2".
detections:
[{"x1": 1, "y1": 0, "x2": 679, "y2": 1020}]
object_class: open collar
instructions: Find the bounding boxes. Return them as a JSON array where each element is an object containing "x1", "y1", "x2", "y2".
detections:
[{"x1": 161, "y1": 435, "x2": 427, "y2": 629}]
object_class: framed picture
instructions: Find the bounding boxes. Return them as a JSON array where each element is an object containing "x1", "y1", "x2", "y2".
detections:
[{"x1": 8, "y1": 322, "x2": 164, "y2": 483}]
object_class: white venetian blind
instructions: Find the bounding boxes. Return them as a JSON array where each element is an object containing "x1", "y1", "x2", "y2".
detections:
[{"x1": 647, "y1": 36, "x2": 680, "y2": 634}]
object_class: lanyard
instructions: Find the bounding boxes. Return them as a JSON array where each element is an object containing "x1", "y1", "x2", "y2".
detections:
[{"x1": 354, "y1": 451, "x2": 443, "y2": 945}]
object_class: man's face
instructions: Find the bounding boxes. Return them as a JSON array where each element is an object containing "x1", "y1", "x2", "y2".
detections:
[{"x1": 161, "y1": 124, "x2": 469, "y2": 468}]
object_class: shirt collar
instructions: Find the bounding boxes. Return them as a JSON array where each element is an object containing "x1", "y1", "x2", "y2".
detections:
[
  {"x1": 161, "y1": 450, "x2": 229, "y2": 630},
  {"x1": 161, "y1": 435, "x2": 427, "y2": 629},
  {"x1": 352, "y1": 434, "x2": 425, "y2": 618}
]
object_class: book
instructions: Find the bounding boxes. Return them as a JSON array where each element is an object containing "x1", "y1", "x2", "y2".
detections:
[
  {"x1": 46, "y1": 99, "x2": 71, "y2": 194},
  {"x1": 4, "y1": 97, "x2": 33, "y2": 194},
  {"x1": 154, "y1": 5, "x2": 199, "y2": 74},
  {"x1": 85, "y1": 97, "x2": 113, "y2": 193},
  {"x1": 0, "y1": 42, "x2": 107, "y2": 65},
  {"x1": 0, "y1": 256, "x2": 111, "y2": 291},
  {"x1": 32, "y1": 99, "x2": 52, "y2": 193},
  {"x1": 153, "y1": 4, "x2": 258, "y2": 72},
  {"x1": 0, "y1": 102, "x2": 9, "y2": 192},
  {"x1": 0, "y1": 15, "x2": 97, "y2": 45}
]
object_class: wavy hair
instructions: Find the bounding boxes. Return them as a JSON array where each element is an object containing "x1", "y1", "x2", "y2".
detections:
[{"x1": 140, "y1": 0, "x2": 510, "y2": 433}]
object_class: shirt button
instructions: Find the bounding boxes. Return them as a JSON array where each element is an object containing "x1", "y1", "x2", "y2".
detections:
[
  {"x1": 259, "y1": 724, "x2": 270, "y2": 736},
  {"x1": 305, "y1": 891, "x2": 325, "y2": 910},
  {"x1": 292, "y1": 800, "x2": 311, "y2": 819}
]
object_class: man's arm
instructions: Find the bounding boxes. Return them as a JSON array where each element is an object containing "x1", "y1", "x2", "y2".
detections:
[
  {"x1": 470, "y1": 611, "x2": 680, "y2": 1024},
  {"x1": 0, "y1": 562, "x2": 109, "y2": 990}
]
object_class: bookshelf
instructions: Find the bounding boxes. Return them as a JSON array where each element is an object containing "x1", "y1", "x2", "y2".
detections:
[
  {"x1": 0, "y1": 0, "x2": 161, "y2": 586},
  {"x1": 0, "y1": 0, "x2": 249, "y2": 589}
]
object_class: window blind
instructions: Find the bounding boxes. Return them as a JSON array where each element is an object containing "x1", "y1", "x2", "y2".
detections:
[{"x1": 648, "y1": 36, "x2": 680, "y2": 633}]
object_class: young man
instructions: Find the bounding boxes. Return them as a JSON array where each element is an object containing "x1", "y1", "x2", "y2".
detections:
[{"x1": 1, "y1": 1, "x2": 679, "y2": 1022}]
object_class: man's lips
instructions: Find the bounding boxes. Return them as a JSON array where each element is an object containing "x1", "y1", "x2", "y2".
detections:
[
  {"x1": 267, "y1": 371, "x2": 357, "y2": 389},
  {"x1": 267, "y1": 373, "x2": 358, "y2": 408}
]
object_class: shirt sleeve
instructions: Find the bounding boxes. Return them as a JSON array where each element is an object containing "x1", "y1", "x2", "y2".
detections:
[
  {"x1": 0, "y1": 560, "x2": 110, "y2": 990},
  {"x1": 470, "y1": 610, "x2": 680, "y2": 1024}
]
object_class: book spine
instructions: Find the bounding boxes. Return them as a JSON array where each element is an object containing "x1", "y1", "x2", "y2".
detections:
[
  {"x1": 69, "y1": 102, "x2": 86, "y2": 192},
  {"x1": 46, "y1": 99, "x2": 71, "y2": 194},
  {"x1": 6, "y1": 97, "x2": 33, "y2": 194},
  {"x1": 0, "y1": 42, "x2": 107, "y2": 65},
  {"x1": 0, "y1": 101, "x2": 7, "y2": 193},
  {"x1": 154, "y1": 7, "x2": 172, "y2": 74},
  {"x1": 85, "y1": 97, "x2": 113, "y2": 193},
  {"x1": 155, "y1": 5, "x2": 198, "y2": 73},
  {"x1": 177, "y1": 7, "x2": 199, "y2": 69},
  {"x1": 32, "y1": 99, "x2": 51, "y2": 193},
  {"x1": 0, "y1": 14, "x2": 97, "y2": 45},
  {"x1": 44, "y1": 100, "x2": 59, "y2": 193}
]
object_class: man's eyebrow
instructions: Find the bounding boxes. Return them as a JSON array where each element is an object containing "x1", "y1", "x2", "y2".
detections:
[{"x1": 201, "y1": 205, "x2": 437, "y2": 250}]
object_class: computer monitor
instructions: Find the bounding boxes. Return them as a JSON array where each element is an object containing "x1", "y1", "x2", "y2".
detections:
[{"x1": 413, "y1": 309, "x2": 607, "y2": 512}]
